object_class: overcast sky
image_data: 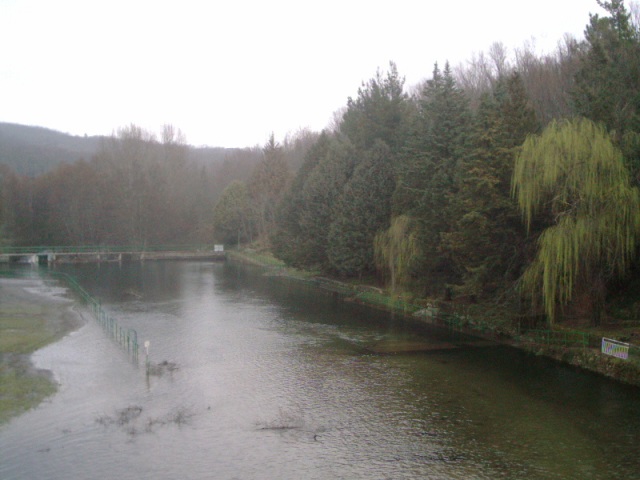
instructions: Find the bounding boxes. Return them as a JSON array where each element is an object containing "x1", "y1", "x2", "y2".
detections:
[{"x1": 0, "y1": 0, "x2": 605, "y2": 148}]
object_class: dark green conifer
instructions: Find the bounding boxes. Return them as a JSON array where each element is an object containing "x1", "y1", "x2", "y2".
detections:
[
  {"x1": 444, "y1": 73, "x2": 538, "y2": 299},
  {"x1": 327, "y1": 141, "x2": 396, "y2": 277}
]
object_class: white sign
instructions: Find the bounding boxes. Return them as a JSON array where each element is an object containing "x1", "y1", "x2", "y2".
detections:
[{"x1": 601, "y1": 337, "x2": 629, "y2": 360}]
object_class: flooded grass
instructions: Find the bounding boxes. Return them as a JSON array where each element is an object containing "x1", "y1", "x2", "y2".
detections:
[
  {"x1": 0, "y1": 313, "x2": 52, "y2": 354},
  {"x1": 0, "y1": 278, "x2": 83, "y2": 424},
  {"x1": 0, "y1": 310, "x2": 58, "y2": 424},
  {"x1": 0, "y1": 360, "x2": 56, "y2": 424}
]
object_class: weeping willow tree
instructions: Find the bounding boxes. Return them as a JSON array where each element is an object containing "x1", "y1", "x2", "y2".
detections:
[
  {"x1": 374, "y1": 215, "x2": 419, "y2": 293},
  {"x1": 512, "y1": 117, "x2": 640, "y2": 325}
]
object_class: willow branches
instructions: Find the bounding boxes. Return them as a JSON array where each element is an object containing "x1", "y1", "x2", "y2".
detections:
[{"x1": 512, "y1": 117, "x2": 640, "y2": 323}]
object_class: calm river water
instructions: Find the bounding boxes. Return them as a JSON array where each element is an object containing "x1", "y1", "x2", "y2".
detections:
[{"x1": 1, "y1": 260, "x2": 639, "y2": 479}]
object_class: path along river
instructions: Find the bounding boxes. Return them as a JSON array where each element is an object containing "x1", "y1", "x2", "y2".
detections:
[{"x1": 1, "y1": 260, "x2": 639, "y2": 479}]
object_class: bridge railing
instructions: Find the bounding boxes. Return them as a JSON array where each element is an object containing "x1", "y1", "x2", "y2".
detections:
[{"x1": 0, "y1": 244, "x2": 215, "y2": 255}]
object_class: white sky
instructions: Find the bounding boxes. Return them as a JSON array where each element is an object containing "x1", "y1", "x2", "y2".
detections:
[{"x1": 0, "y1": 0, "x2": 604, "y2": 148}]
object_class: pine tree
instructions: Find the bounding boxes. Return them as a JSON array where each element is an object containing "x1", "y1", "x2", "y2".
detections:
[
  {"x1": 444, "y1": 73, "x2": 539, "y2": 300},
  {"x1": 573, "y1": 0, "x2": 640, "y2": 180},
  {"x1": 292, "y1": 137, "x2": 358, "y2": 270},
  {"x1": 271, "y1": 132, "x2": 331, "y2": 266},
  {"x1": 327, "y1": 140, "x2": 396, "y2": 277},
  {"x1": 340, "y1": 62, "x2": 410, "y2": 153},
  {"x1": 396, "y1": 62, "x2": 472, "y2": 294}
]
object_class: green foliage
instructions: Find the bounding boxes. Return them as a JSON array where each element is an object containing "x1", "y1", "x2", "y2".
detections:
[
  {"x1": 395, "y1": 62, "x2": 472, "y2": 292},
  {"x1": 327, "y1": 141, "x2": 396, "y2": 277},
  {"x1": 272, "y1": 132, "x2": 331, "y2": 266},
  {"x1": 294, "y1": 137, "x2": 358, "y2": 270},
  {"x1": 444, "y1": 73, "x2": 538, "y2": 299},
  {"x1": 0, "y1": 366, "x2": 56, "y2": 424},
  {"x1": 340, "y1": 62, "x2": 409, "y2": 152},
  {"x1": 573, "y1": 0, "x2": 640, "y2": 178},
  {"x1": 0, "y1": 294, "x2": 77, "y2": 424},
  {"x1": 513, "y1": 118, "x2": 640, "y2": 323},
  {"x1": 212, "y1": 180, "x2": 253, "y2": 245},
  {"x1": 6, "y1": 4, "x2": 640, "y2": 335},
  {"x1": 374, "y1": 214, "x2": 419, "y2": 292}
]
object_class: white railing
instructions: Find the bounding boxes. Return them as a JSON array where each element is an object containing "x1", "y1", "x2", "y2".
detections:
[{"x1": 601, "y1": 337, "x2": 630, "y2": 360}]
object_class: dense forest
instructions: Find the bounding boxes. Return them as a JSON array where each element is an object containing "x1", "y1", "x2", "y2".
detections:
[
  {"x1": 0, "y1": 124, "x2": 317, "y2": 246},
  {"x1": 2, "y1": 1, "x2": 640, "y2": 328}
]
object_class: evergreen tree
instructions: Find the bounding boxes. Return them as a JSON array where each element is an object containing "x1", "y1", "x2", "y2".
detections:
[
  {"x1": 327, "y1": 140, "x2": 396, "y2": 277},
  {"x1": 294, "y1": 137, "x2": 358, "y2": 270},
  {"x1": 396, "y1": 62, "x2": 472, "y2": 294},
  {"x1": 573, "y1": 0, "x2": 640, "y2": 180},
  {"x1": 444, "y1": 73, "x2": 539, "y2": 300},
  {"x1": 272, "y1": 132, "x2": 331, "y2": 266},
  {"x1": 340, "y1": 62, "x2": 409, "y2": 153}
]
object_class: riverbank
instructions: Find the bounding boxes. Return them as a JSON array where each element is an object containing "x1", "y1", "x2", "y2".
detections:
[
  {"x1": 0, "y1": 276, "x2": 85, "y2": 424},
  {"x1": 228, "y1": 249, "x2": 640, "y2": 387}
]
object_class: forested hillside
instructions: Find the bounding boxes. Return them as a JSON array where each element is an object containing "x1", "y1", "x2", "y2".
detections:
[
  {"x1": 267, "y1": 0, "x2": 640, "y2": 327},
  {"x1": 2, "y1": 1, "x2": 640, "y2": 328},
  {"x1": 0, "y1": 123, "x2": 317, "y2": 246},
  {"x1": 0, "y1": 122, "x2": 258, "y2": 175},
  {"x1": 0, "y1": 123, "x2": 104, "y2": 175}
]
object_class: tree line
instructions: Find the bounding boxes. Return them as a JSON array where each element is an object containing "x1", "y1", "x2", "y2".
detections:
[
  {"x1": 265, "y1": 0, "x2": 640, "y2": 326},
  {"x1": 0, "y1": 125, "x2": 317, "y2": 247},
  {"x1": 2, "y1": 1, "x2": 639, "y2": 326}
]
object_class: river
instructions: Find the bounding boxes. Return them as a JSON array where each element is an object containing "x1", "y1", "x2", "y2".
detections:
[{"x1": 1, "y1": 260, "x2": 639, "y2": 479}]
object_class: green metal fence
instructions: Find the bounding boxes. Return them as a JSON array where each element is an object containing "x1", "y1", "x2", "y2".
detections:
[
  {"x1": 46, "y1": 272, "x2": 140, "y2": 362},
  {"x1": 525, "y1": 329, "x2": 591, "y2": 348}
]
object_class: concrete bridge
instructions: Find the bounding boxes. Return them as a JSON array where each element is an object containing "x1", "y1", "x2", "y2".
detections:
[{"x1": 0, "y1": 245, "x2": 226, "y2": 265}]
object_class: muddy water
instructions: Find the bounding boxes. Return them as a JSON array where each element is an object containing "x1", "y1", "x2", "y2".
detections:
[{"x1": 1, "y1": 261, "x2": 639, "y2": 480}]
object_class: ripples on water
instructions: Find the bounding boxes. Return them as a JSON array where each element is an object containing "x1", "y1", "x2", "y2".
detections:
[{"x1": 1, "y1": 261, "x2": 639, "y2": 480}]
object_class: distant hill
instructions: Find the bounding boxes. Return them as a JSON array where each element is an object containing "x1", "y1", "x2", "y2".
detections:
[
  {"x1": 0, "y1": 122, "x2": 246, "y2": 176},
  {"x1": 0, "y1": 123, "x2": 104, "y2": 175}
]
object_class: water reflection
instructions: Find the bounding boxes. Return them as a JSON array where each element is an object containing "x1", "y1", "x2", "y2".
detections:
[{"x1": 0, "y1": 260, "x2": 638, "y2": 480}]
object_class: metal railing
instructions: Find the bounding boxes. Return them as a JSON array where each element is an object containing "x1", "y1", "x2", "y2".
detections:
[
  {"x1": 0, "y1": 244, "x2": 214, "y2": 255},
  {"x1": 47, "y1": 272, "x2": 139, "y2": 362},
  {"x1": 524, "y1": 329, "x2": 591, "y2": 348}
]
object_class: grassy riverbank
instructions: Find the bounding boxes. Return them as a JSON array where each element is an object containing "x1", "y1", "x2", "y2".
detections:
[
  {"x1": 228, "y1": 248, "x2": 640, "y2": 387},
  {"x1": 0, "y1": 277, "x2": 84, "y2": 424}
]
